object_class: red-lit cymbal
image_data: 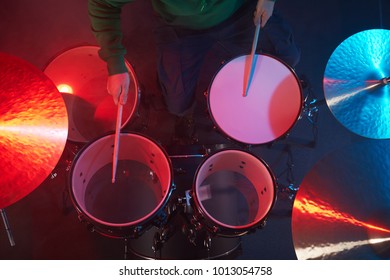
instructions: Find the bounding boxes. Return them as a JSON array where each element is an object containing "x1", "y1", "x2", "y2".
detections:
[
  {"x1": 0, "y1": 52, "x2": 68, "y2": 209},
  {"x1": 292, "y1": 140, "x2": 390, "y2": 259}
]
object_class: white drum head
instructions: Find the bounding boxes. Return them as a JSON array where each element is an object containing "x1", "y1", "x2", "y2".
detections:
[{"x1": 209, "y1": 55, "x2": 302, "y2": 145}]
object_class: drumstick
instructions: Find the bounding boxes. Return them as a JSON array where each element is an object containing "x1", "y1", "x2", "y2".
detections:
[
  {"x1": 112, "y1": 94, "x2": 123, "y2": 184},
  {"x1": 243, "y1": 0, "x2": 263, "y2": 97}
]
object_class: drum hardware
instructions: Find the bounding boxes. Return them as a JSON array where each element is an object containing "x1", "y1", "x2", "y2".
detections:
[
  {"x1": 267, "y1": 87, "x2": 321, "y2": 200},
  {"x1": 179, "y1": 196, "x2": 215, "y2": 250},
  {"x1": 267, "y1": 95, "x2": 322, "y2": 150},
  {"x1": 1, "y1": 209, "x2": 15, "y2": 247},
  {"x1": 275, "y1": 145, "x2": 299, "y2": 200},
  {"x1": 152, "y1": 222, "x2": 176, "y2": 253}
]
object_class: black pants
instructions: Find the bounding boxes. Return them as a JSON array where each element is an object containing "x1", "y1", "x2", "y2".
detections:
[{"x1": 153, "y1": 1, "x2": 300, "y2": 116}]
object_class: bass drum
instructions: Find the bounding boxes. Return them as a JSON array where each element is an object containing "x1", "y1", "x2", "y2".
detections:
[
  {"x1": 69, "y1": 132, "x2": 173, "y2": 238},
  {"x1": 208, "y1": 54, "x2": 302, "y2": 145},
  {"x1": 44, "y1": 45, "x2": 140, "y2": 143}
]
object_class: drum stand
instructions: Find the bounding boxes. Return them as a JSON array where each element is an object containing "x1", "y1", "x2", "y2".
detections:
[
  {"x1": 270, "y1": 81, "x2": 325, "y2": 198},
  {"x1": 1, "y1": 208, "x2": 16, "y2": 246}
]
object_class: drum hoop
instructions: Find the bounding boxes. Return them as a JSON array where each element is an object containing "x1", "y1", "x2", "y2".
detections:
[
  {"x1": 43, "y1": 45, "x2": 141, "y2": 142},
  {"x1": 192, "y1": 148, "x2": 277, "y2": 234},
  {"x1": 207, "y1": 53, "x2": 303, "y2": 145},
  {"x1": 68, "y1": 131, "x2": 174, "y2": 229}
]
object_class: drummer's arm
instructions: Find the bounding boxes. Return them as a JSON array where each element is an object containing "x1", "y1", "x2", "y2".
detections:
[
  {"x1": 254, "y1": 0, "x2": 276, "y2": 27},
  {"x1": 88, "y1": 0, "x2": 133, "y2": 104}
]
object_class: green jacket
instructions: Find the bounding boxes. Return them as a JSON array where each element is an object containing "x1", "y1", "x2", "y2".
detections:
[{"x1": 88, "y1": 0, "x2": 252, "y2": 75}]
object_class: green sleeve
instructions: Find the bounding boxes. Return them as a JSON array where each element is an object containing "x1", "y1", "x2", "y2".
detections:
[{"x1": 88, "y1": 0, "x2": 133, "y2": 75}]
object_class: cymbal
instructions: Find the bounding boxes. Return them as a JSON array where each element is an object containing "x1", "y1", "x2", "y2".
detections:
[
  {"x1": 43, "y1": 46, "x2": 139, "y2": 143},
  {"x1": 323, "y1": 29, "x2": 390, "y2": 139},
  {"x1": 0, "y1": 52, "x2": 68, "y2": 209},
  {"x1": 292, "y1": 140, "x2": 390, "y2": 259}
]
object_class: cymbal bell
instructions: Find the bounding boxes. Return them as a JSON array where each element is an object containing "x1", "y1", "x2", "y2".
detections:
[
  {"x1": 292, "y1": 140, "x2": 390, "y2": 259},
  {"x1": 0, "y1": 52, "x2": 68, "y2": 209},
  {"x1": 323, "y1": 29, "x2": 390, "y2": 139}
]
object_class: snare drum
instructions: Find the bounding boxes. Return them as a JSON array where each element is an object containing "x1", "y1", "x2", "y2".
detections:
[
  {"x1": 191, "y1": 149, "x2": 276, "y2": 237},
  {"x1": 44, "y1": 46, "x2": 140, "y2": 143},
  {"x1": 69, "y1": 133, "x2": 173, "y2": 238},
  {"x1": 208, "y1": 54, "x2": 302, "y2": 145}
]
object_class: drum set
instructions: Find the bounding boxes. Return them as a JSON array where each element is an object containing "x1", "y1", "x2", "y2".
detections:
[
  {"x1": 1, "y1": 28, "x2": 389, "y2": 260},
  {"x1": 0, "y1": 44, "x2": 295, "y2": 258}
]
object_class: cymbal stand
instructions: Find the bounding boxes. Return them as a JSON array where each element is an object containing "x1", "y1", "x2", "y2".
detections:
[
  {"x1": 0, "y1": 208, "x2": 15, "y2": 246},
  {"x1": 276, "y1": 145, "x2": 299, "y2": 200}
]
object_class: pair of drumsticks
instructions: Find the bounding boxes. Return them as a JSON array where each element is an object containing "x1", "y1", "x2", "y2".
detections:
[{"x1": 111, "y1": 0, "x2": 264, "y2": 183}]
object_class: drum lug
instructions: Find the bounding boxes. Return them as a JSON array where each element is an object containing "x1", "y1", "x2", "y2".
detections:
[
  {"x1": 132, "y1": 226, "x2": 143, "y2": 238},
  {"x1": 152, "y1": 232, "x2": 162, "y2": 252},
  {"x1": 203, "y1": 234, "x2": 212, "y2": 250},
  {"x1": 258, "y1": 219, "x2": 267, "y2": 229},
  {"x1": 190, "y1": 218, "x2": 202, "y2": 231},
  {"x1": 77, "y1": 213, "x2": 85, "y2": 223},
  {"x1": 86, "y1": 223, "x2": 95, "y2": 233},
  {"x1": 152, "y1": 224, "x2": 173, "y2": 252},
  {"x1": 211, "y1": 226, "x2": 219, "y2": 234},
  {"x1": 182, "y1": 224, "x2": 197, "y2": 246},
  {"x1": 166, "y1": 199, "x2": 177, "y2": 216}
]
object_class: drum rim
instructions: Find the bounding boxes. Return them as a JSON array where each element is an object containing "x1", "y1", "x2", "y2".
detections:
[
  {"x1": 43, "y1": 44, "x2": 141, "y2": 143},
  {"x1": 68, "y1": 131, "x2": 174, "y2": 232},
  {"x1": 207, "y1": 53, "x2": 304, "y2": 145},
  {"x1": 192, "y1": 148, "x2": 277, "y2": 236}
]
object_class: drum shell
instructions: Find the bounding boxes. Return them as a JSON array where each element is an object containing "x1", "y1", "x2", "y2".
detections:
[
  {"x1": 191, "y1": 149, "x2": 277, "y2": 237},
  {"x1": 68, "y1": 132, "x2": 174, "y2": 238}
]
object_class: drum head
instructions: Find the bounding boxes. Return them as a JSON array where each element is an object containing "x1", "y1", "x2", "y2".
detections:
[
  {"x1": 44, "y1": 46, "x2": 139, "y2": 143},
  {"x1": 194, "y1": 149, "x2": 276, "y2": 235},
  {"x1": 70, "y1": 133, "x2": 172, "y2": 235},
  {"x1": 208, "y1": 55, "x2": 302, "y2": 145}
]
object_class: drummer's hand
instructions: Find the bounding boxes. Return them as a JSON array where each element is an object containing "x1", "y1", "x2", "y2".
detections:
[
  {"x1": 254, "y1": 0, "x2": 275, "y2": 27},
  {"x1": 107, "y1": 72, "x2": 130, "y2": 105}
]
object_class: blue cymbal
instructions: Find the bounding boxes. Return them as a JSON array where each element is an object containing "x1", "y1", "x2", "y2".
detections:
[{"x1": 323, "y1": 29, "x2": 390, "y2": 139}]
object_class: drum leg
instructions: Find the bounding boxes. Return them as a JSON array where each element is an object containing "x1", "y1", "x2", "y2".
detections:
[{"x1": 1, "y1": 209, "x2": 16, "y2": 247}]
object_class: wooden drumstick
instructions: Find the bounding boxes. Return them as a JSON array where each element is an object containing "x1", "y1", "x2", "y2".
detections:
[
  {"x1": 112, "y1": 94, "x2": 123, "y2": 184},
  {"x1": 243, "y1": 0, "x2": 263, "y2": 97}
]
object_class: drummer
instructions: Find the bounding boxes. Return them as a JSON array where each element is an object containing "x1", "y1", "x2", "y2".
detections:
[{"x1": 88, "y1": 0, "x2": 300, "y2": 144}]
